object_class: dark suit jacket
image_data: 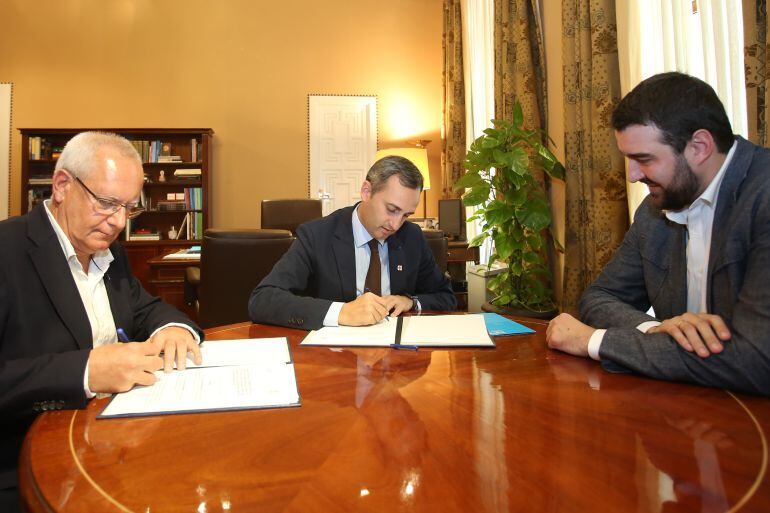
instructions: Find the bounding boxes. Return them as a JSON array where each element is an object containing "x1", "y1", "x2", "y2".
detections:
[
  {"x1": 248, "y1": 204, "x2": 456, "y2": 330},
  {"x1": 0, "y1": 205, "x2": 202, "y2": 488},
  {"x1": 580, "y1": 136, "x2": 770, "y2": 396}
]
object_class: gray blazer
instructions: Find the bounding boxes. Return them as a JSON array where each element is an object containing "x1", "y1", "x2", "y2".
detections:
[{"x1": 580, "y1": 136, "x2": 770, "y2": 396}]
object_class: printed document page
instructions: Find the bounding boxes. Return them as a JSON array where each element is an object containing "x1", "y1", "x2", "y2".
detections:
[
  {"x1": 301, "y1": 314, "x2": 494, "y2": 348},
  {"x1": 401, "y1": 314, "x2": 494, "y2": 347},
  {"x1": 301, "y1": 318, "x2": 398, "y2": 346},
  {"x1": 99, "y1": 338, "x2": 299, "y2": 418},
  {"x1": 182, "y1": 337, "x2": 291, "y2": 368}
]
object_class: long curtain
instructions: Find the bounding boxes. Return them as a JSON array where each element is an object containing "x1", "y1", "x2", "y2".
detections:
[
  {"x1": 562, "y1": 0, "x2": 629, "y2": 315},
  {"x1": 744, "y1": 0, "x2": 769, "y2": 146},
  {"x1": 617, "y1": 0, "x2": 748, "y2": 218},
  {"x1": 493, "y1": 0, "x2": 546, "y2": 130},
  {"x1": 442, "y1": 0, "x2": 467, "y2": 200}
]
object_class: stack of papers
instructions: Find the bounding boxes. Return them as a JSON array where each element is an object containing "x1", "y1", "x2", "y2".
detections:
[{"x1": 99, "y1": 338, "x2": 300, "y2": 418}]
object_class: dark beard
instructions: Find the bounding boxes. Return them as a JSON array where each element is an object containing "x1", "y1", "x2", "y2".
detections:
[{"x1": 648, "y1": 155, "x2": 700, "y2": 210}]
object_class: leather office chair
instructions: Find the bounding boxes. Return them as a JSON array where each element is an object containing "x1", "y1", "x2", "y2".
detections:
[
  {"x1": 261, "y1": 199, "x2": 323, "y2": 235},
  {"x1": 422, "y1": 229, "x2": 449, "y2": 273},
  {"x1": 188, "y1": 228, "x2": 294, "y2": 329}
]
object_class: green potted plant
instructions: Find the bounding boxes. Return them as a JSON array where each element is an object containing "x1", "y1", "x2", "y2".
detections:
[{"x1": 453, "y1": 101, "x2": 565, "y2": 318}]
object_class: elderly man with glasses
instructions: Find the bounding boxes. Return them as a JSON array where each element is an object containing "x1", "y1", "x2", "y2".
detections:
[{"x1": 0, "y1": 131, "x2": 202, "y2": 509}]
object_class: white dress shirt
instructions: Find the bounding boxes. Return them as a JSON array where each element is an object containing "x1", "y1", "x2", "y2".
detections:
[
  {"x1": 587, "y1": 142, "x2": 737, "y2": 360},
  {"x1": 44, "y1": 201, "x2": 198, "y2": 396}
]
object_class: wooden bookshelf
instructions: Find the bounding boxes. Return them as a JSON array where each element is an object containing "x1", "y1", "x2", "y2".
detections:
[{"x1": 18, "y1": 128, "x2": 213, "y2": 294}]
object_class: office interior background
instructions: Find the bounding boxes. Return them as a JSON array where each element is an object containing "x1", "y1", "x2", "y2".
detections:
[{"x1": 0, "y1": 0, "x2": 764, "y2": 311}]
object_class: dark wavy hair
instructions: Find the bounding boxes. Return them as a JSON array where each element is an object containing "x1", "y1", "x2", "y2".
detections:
[{"x1": 612, "y1": 72, "x2": 734, "y2": 154}]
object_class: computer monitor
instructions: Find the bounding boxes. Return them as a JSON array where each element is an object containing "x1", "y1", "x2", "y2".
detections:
[{"x1": 438, "y1": 198, "x2": 465, "y2": 241}]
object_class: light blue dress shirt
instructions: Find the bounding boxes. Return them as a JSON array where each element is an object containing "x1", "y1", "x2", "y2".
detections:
[{"x1": 323, "y1": 206, "x2": 390, "y2": 326}]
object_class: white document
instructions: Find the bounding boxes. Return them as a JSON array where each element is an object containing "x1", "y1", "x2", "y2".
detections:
[
  {"x1": 301, "y1": 314, "x2": 494, "y2": 348},
  {"x1": 99, "y1": 338, "x2": 299, "y2": 418},
  {"x1": 182, "y1": 338, "x2": 291, "y2": 368}
]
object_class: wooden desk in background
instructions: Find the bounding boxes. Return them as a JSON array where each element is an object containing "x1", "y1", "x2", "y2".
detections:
[
  {"x1": 19, "y1": 317, "x2": 770, "y2": 512},
  {"x1": 146, "y1": 255, "x2": 199, "y2": 321},
  {"x1": 447, "y1": 240, "x2": 479, "y2": 310}
]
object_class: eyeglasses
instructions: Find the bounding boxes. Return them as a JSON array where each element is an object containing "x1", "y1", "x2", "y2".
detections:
[{"x1": 73, "y1": 176, "x2": 146, "y2": 219}]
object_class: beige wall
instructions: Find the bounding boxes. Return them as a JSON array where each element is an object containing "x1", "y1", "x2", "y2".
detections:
[{"x1": 0, "y1": 0, "x2": 444, "y2": 227}]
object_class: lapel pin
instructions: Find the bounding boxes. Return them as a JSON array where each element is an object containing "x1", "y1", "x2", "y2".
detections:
[{"x1": 397, "y1": 265, "x2": 403, "y2": 271}]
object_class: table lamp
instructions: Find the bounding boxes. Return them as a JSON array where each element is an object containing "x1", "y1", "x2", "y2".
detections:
[{"x1": 374, "y1": 146, "x2": 431, "y2": 219}]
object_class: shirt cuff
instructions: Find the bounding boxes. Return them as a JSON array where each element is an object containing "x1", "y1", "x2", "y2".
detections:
[
  {"x1": 149, "y1": 323, "x2": 201, "y2": 344},
  {"x1": 324, "y1": 302, "x2": 344, "y2": 327},
  {"x1": 587, "y1": 329, "x2": 606, "y2": 361},
  {"x1": 83, "y1": 359, "x2": 95, "y2": 399},
  {"x1": 637, "y1": 321, "x2": 661, "y2": 333},
  {"x1": 412, "y1": 296, "x2": 422, "y2": 313}
]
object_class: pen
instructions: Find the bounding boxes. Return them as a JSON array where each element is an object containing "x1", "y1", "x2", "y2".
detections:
[
  {"x1": 116, "y1": 328, "x2": 130, "y2": 342},
  {"x1": 390, "y1": 344, "x2": 419, "y2": 351},
  {"x1": 363, "y1": 287, "x2": 390, "y2": 320}
]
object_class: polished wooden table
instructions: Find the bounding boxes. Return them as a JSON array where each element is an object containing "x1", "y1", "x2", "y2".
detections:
[{"x1": 20, "y1": 317, "x2": 770, "y2": 512}]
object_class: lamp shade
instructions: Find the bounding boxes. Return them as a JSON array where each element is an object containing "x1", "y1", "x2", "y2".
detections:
[{"x1": 374, "y1": 147, "x2": 430, "y2": 190}]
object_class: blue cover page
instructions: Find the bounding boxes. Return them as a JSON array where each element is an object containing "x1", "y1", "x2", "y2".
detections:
[{"x1": 482, "y1": 313, "x2": 535, "y2": 336}]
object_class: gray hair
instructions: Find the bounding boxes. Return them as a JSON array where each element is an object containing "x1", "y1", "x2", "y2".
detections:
[
  {"x1": 55, "y1": 131, "x2": 142, "y2": 179},
  {"x1": 367, "y1": 155, "x2": 423, "y2": 194}
]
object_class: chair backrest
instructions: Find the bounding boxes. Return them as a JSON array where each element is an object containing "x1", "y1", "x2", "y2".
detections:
[
  {"x1": 422, "y1": 229, "x2": 448, "y2": 273},
  {"x1": 261, "y1": 199, "x2": 323, "y2": 235},
  {"x1": 198, "y1": 228, "x2": 294, "y2": 329}
]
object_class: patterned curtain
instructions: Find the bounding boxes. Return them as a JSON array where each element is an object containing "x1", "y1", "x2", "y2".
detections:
[
  {"x1": 561, "y1": 0, "x2": 629, "y2": 315},
  {"x1": 442, "y1": 0, "x2": 466, "y2": 199},
  {"x1": 493, "y1": 0, "x2": 546, "y2": 133},
  {"x1": 744, "y1": 0, "x2": 769, "y2": 146}
]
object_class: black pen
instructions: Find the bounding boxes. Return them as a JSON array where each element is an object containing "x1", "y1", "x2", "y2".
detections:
[{"x1": 116, "y1": 328, "x2": 130, "y2": 342}]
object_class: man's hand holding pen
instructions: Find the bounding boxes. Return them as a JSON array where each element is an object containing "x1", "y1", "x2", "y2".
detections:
[{"x1": 339, "y1": 292, "x2": 415, "y2": 326}]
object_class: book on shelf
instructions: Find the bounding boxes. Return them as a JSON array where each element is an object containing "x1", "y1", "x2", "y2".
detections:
[
  {"x1": 28, "y1": 176, "x2": 53, "y2": 185},
  {"x1": 156, "y1": 200, "x2": 188, "y2": 211},
  {"x1": 28, "y1": 137, "x2": 54, "y2": 160},
  {"x1": 173, "y1": 168, "x2": 201, "y2": 177},
  {"x1": 127, "y1": 226, "x2": 161, "y2": 241}
]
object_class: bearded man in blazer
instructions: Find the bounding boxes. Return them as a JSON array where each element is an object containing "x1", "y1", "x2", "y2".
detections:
[
  {"x1": 0, "y1": 132, "x2": 203, "y2": 508},
  {"x1": 249, "y1": 156, "x2": 456, "y2": 330},
  {"x1": 547, "y1": 72, "x2": 770, "y2": 396}
]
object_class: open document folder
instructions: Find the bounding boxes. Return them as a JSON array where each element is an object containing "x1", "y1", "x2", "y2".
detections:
[
  {"x1": 99, "y1": 338, "x2": 300, "y2": 419},
  {"x1": 301, "y1": 314, "x2": 495, "y2": 348}
]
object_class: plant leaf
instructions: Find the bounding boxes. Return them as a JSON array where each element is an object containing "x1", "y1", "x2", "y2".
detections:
[
  {"x1": 481, "y1": 137, "x2": 500, "y2": 149},
  {"x1": 462, "y1": 184, "x2": 491, "y2": 206},
  {"x1": 453, "y1": 171, "x2": 484, "y2": 191}
]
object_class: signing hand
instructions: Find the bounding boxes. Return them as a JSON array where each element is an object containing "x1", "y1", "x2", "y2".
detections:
[
  {"x1": 647, "y1": 313, "x2": 731, "y2": 358},
  {"x1": 382, "y1": 295, "x2": 414, "y2": 317},
  {"x1": 149, "y1": 326, "x2": 202, "y2": 372},
  {"x1": 339, "y1": 292, "x2": 389, "y2": 326},
  {"x1": 88, "y1": 342, "x2": 163, "y2": 393},
  {"x1": 546, "y1": 313, "x2": 596, "y2": 358}
]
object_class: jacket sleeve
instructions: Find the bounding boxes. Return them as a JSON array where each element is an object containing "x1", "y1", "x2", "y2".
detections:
[
  {"x1": 580, "y1": 205, "x2": 661, "y2": 329},
  {"x1": 584, "y1": 203, "x2": 770, "y2": 396},
  {"x1": 248, "y1": 226, "x2": 334, "y2": 330},
  {"x1": 412, "y1": 233, "x2": 456, "y2": 311},
  {"x1": 0, "y1": 267, "x2": 89, "y2": 423}
]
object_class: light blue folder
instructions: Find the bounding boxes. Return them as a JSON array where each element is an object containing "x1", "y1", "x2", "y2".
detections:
[{"x1": 482, "y1": 313, "x2": 535, "y2": 336}]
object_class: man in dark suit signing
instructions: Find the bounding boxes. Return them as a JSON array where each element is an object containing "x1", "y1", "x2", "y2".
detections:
[
  {"x1": 0, "y1": 131, "x2": 203, "y2": 509},
  {"x1": 249, "y1": 155, "x2": 456, "y2": 330},
  {"x1": 547, "y1": 72, "x2": 770, "y2": 396}
]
